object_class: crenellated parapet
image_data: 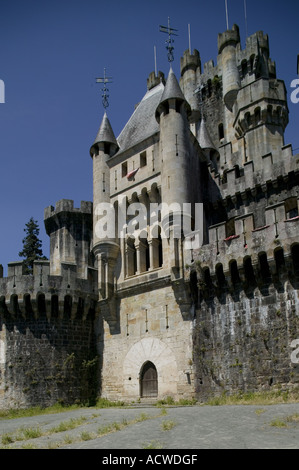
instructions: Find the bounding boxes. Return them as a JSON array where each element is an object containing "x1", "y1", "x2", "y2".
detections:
[
  {"x1": 210, "y1": 146, "x2": 299, "y2": 196},
  {"x1": 0, "y1": 259, "x2": 98, "y2": 323},
  {"x1": 44, "y1": 199, "x2": 94, "y2": 280},
  {"x1": 185, "y1": 206, "x2": 299, "y2": 296}
]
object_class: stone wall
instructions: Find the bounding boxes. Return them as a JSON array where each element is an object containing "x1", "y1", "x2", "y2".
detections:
[
  {"x1": 193, "y1": 280, "x2": 299, "y2": 400},
  {"x1": 0, "y1": 315, "x2": 98, "y2": 409},
  {"x1": 0, "y1": 260, "x2": 99, "y2": 409},
  {"x1": 98, "y1": 278, "x2": 195, "y2": 402}
]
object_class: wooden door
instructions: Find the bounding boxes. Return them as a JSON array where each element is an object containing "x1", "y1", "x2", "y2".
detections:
[{"x1": 140, "y1": 362, "x2": 158, "y2": 397}]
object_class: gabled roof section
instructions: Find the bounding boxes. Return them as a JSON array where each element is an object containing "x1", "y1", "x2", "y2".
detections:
[{"x1": 117, "y1": 81, "x2": 164, "y2": 154}]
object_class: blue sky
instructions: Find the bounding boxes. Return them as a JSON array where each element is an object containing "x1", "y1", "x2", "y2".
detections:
[{"x1": 0, "y1": 0, "x2": 298, "y2": 275}]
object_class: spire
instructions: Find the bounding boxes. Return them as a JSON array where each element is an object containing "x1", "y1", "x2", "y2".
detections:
[
  {"x1": 161, "y1": 66, "x2": 186, "y2": 103},
  {"x1": 155, "y1": 66, "x2": 190, "y2": 121},
  {"x1": 198, "y1": 118, "x2": 217, "y2": 152},
  {"x1": 198, "y1": 118, "x2": 219, "y2": 161},
  {"x1": 90, "y1": 112, "x2": 119, "y2": 157}
]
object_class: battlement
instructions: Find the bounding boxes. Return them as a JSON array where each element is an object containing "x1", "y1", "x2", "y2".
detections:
[
  {"x1": 188, "y1": 26, "x2": 277, "y2": 95},
  {"x1": 211, "y1": 146, "x2": 298, "y2": 196},
  {"x1": 245, "y1": 30, "x2": 269, "y2": 55},
  {"x1": 147, "y1": 71, "x2": 165, "y2": 91},
  {"x1": 218, "y1": 24, "x2": 240, "y2": 54},
  {"x1": 44, "y1": 199, "x2": 93, "y2": 221},
  {"x1": 44, "y1": 199, "x2": 94, "y2": 280},
  {"x1": 186, "y1": 218, "x2": 299, "y2": 296},
  {"x1": 180, "y1": 49, "x2": 201, "y2": 76},
  {"x1": 0, "y1": 259, "x2": 98, "y2": 322},
  {"x1": 185, "y1": 194, "x2": 299, "y2": 284}
]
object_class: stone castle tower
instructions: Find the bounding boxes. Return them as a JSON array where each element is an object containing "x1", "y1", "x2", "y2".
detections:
[{"x1": 0, "y1": 24, "x2": 298, "y2": 408}]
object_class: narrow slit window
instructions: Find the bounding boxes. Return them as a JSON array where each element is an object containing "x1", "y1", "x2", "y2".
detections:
[
  {"x1": 140, "y1": 152, "x2": 147, "y2": 168},
  {"x1": 122, "y1": 162, "x2": 128, "y2": 178},
  {"x1": 218, "y1": 123, "x2": 224, "y2": 140}
]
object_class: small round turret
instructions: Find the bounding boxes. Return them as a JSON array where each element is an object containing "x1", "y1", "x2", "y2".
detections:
[
  {"x1": 90, "y1": 113, "x2": 120, "y2": 300},
  {"x1": 155, "y1": 67, "x2": 193, "y2": 246},
  {"x1": 180, "y1": 49, "x2": 201, "y2": 120},
  {"x1": 218, "y1": 24, "x2": 241, "y2": 111}
]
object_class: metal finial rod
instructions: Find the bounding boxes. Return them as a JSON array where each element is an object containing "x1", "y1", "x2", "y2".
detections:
[
  {"x1": 225, "y1": 0, "x2": 229, "y2": 30},
  {"x1": 244, "y1": 0, "x2": 248, "y2": 38},
  {"x1": 159, "y1": 17, "x2": 178, "y2": 63},
  {"x1": 96, "y1": 67, "x2": 113, "y2": 110}
]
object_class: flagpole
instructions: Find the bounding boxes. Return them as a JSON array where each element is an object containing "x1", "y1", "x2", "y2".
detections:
[
  {"x1": 225, "y1": 0, "x2": 229, "y2": 30},
  {"x1": 244, "y1": 0, "x2": 248, "y2": 37}
]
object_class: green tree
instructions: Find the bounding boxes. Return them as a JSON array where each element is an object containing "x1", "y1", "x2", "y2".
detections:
[{"x1": 19, "y1": 217, "x2": 47, "y2": 274}]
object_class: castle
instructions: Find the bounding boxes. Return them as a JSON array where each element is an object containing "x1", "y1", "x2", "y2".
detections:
[{"x1": 0, "y1": 24, "x2": 298, "y2": 408}]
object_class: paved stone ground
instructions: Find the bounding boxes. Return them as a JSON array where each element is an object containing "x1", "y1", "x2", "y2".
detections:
[{"x1": 0, "y1": 403, "x2": 298, "y2": 450}]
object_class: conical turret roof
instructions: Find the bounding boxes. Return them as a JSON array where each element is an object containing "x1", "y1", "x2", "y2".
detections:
[
  {"x1": 156, "y1": 66, "x2": 190, "y2": 121},
  {"x1": 160, "y1": 66, "x2": 185, "y2": 103},
  {"x1": 198, "y1": 118, "x2": 217, "y2": 153},
  {"x1": 90, "y1": 112, "x2": 119, "y2": 157}
]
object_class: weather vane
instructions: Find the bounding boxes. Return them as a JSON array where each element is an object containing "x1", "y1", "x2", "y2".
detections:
[
  {"x1": 96, "y1": 68, "x2": 113, "y2": 109},
  {"x1": 159, "y1": 17, "x2": 178, "y2": 63}
]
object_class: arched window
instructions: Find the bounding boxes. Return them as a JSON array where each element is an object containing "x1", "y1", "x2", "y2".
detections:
[
  {"x1": 140, "y1": 361, "x2": 158, "y2": 398},
  {"x1": 254, "y1": 107, "x2": 261, "y2": 125},
  {"x1": 126, "y1": 237, "x2": 137, "y2": 276},
  {"x1": 245, "y1": 112, "x2": 251, "y2": 128},
  {"x1": 241, "y1": 59, "x2": 248, "y2": 78}
]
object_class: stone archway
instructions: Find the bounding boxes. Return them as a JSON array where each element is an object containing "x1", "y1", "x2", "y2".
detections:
[{"x1": 123, "y1": 337, "x2": 178, "y2": 400}]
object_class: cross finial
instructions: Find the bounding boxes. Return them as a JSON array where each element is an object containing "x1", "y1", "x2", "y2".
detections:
[
  {"x1": 159, "y1": 17, "x2": 178, "y2": 63},
  {"x1": 96, "y1": 68, "x2": 113, "y2": 109}
]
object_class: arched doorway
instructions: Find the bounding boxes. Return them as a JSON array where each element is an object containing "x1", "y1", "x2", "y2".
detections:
[{"x1": 140, "y1": 361, "x2": 158, "y2": 398}]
